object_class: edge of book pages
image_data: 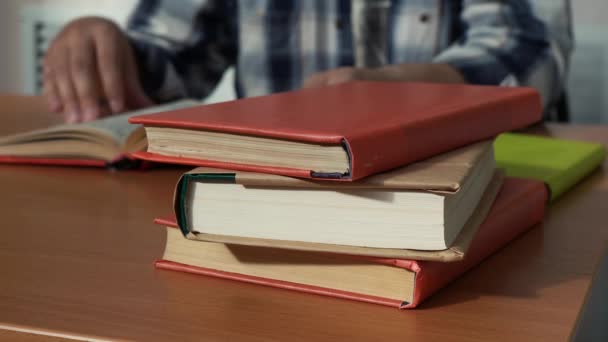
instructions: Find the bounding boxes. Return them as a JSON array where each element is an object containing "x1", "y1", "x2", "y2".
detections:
[
  {"x1": 184, "y1": 170, "x2": 504, "y2": 262},
  {"x1": 180, "y1": 140, "x2": 492, "y2": 191},
  {"x1": 0, "y1": 99, "x2": 201, "y2": 166}
]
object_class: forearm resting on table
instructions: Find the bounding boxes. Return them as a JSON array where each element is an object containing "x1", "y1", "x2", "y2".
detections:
[{"x1": 363, "y1": 63, "x2": 466, "y2": 84}]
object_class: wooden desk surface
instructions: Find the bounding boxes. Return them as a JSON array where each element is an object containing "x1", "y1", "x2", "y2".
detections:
[{"x1": 1, "y1": 96, "x2": 607, "y2": 342}]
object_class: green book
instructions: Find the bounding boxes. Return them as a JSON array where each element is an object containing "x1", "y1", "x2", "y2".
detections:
[{"x1": 494, "y1": 133, "x2": 606, "y2": 201}]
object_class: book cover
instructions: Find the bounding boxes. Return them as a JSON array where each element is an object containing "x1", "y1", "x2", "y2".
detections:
[
  {"x1": 155, "y1": 178, "x2": 548, "y2": 308},
  {"x1": 494, "y1": 133, "x2": 606, "y2": 200},
  {"x1": 0, "y1": 154, "x2": 140, "y2": 168},
  {"x1": 0, "y1": 156, "x2": 108, "y2": 167},
  {"x1": 130, "y1": 81, "x2": 541, "y2": 180}
]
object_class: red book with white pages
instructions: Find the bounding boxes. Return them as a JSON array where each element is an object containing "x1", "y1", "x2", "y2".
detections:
[
  {"x1": 130, "y1": 82, "x2": 541, "y2": 180},
  {"x1": 154, "y1": 177, "x2": 548, "y2": 309}
]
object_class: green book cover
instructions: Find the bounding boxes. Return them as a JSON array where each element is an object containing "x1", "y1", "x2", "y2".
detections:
[{"x1": 494, "y1": 133, "x2": 606, "y2": 201}]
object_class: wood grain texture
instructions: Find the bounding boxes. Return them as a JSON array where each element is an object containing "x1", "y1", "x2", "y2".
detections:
[
  {"x1": 1, "y1": 96, "x2": 607, "y2": 342},
  {"x1": 0, "y1": 329, "x2": 73, "y2": 342}
]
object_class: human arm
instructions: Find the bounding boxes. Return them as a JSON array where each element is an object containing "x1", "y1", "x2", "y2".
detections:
[
  {"x1": 43, "y1": 17, "x2": 152, "y2": 123},
  {"x1": 126, "y1": 0, "x2": 237, "y2": 103},
  {"x1": 432, "y1": 0, "x2": 572, "y2": 111},
  {"x1": 304, "y1": 1, "x2": 573, "y2": 113},
  {"x1": 42, "y1": 0, "x2": 237, "y2": 123},
  {"x1": 303, "y1": 63, "x2": 465, "y2": 88}
]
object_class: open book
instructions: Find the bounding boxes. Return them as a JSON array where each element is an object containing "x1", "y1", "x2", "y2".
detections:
[{"x1": 0, "y1": 99, "x2": 199, "y2": 167}]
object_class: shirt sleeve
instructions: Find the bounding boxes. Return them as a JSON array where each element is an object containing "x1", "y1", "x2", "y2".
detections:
[
  {"x1": 126, "y1": 0, "x2": 237, "y2": 103},
  {"x1": 433, "y1": 0, "x2": 573, "y2": 112}
]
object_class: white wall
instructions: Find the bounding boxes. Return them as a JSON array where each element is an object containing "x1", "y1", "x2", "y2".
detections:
[
  {"x1": 572, "y1": 0, "x2": 608, "y2": 26},
  {"x1": 0, "y1": 1, "x2": 9, "y2": 91},
  {"x1": 568, "y1": 0, "x2": 608, "y2": 123},
  {"x1": 0, "y1": 0, "x2": 137, "y2": 93}
]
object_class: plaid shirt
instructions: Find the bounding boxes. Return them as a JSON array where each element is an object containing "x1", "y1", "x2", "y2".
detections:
[{"x1": 127, "y1": 0, "x2": 572, "y2": 111}]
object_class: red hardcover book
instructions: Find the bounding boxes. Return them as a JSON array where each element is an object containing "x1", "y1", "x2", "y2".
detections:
[
  {"x1": 130, "y1": 81, "x2": 541, "y2": 180},
  {"x1": 155, "y1": 177, "x2": 548, "y2": 309},
  {"x1": 0, "y1": 156, "x2": 108, "y2": 167}
]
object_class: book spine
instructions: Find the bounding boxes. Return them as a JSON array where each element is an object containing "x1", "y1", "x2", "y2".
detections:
[
  {"x1": 174, "y1": 171, "x2": 238, "y2": 236},
  {"x1": 405, "y1": 179, "x2": 548, "y2": 308},
  {"x1": 346, "y1": 90, "x2": 542, "y2": 180}
]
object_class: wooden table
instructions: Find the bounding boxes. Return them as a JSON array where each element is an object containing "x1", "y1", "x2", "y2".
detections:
[{"x1": 1, "y1": 96, "x2": 607, "y2": 341}]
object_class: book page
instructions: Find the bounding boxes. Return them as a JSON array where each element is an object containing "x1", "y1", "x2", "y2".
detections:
[{"x1": 81, "y1": 99, "x2": 201, "y2": 144}]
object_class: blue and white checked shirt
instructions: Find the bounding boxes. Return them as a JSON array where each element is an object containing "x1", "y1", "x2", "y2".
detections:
[{"x1": 127, "y1": 0, "x2": 572, "y2": 112}]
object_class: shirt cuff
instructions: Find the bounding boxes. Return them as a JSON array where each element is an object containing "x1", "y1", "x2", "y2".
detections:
[
  {"x1": 433, "y1": 47, "x2": 516, "y2": 86},
  {"x1": 127, "y1": 34, "x2": 184, "y2": 103}
]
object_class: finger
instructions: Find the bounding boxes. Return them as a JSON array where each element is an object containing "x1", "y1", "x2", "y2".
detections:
[
  {"x1": 93, "y1": 28, "x2": 126, "y2": 114},
  {"x1": 302, "y1": 72, "x2": 329, "y2": 88},
  {"x1": 95, "y1": 99, "x2": 113, "y2": 118},
  {"x1": 70, "y1": 36, "x2": 102, "y2": 121},
  {"x1": 51, "y1": 48, "x2": 81, "y2": 123},
  {"x1": 42, "y1": 71, "x2": 63, "y2": 113},
  {"x1": 326, "y1": 67, "x2": 359, "y2": 85}
]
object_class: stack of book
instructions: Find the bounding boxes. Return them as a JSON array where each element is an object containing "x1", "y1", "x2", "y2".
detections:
[
  {"x1": 127, "y1": 81, "x2": 552, "y2": 309},
  {"x1": 1, "y1": 82, "x2": 603, "y2": 309}
]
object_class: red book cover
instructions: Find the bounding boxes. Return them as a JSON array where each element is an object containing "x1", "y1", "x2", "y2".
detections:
[
  {"x1": 155, "y1": 177, "x2": 548, "y2": 308},
  {"x1": 0, "y1": 156, "x2": 107, "y2": 167},
  {"x1": 131, "y1": 81, "x2": 541, "y2": 180},
  {"x1": 0, "y1": 154, "x2": 142, "y2": 169}
]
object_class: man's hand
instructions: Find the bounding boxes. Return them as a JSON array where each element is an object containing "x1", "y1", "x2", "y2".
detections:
[
  {"x1": 302, "y1": 63, "x2": 465, "y2": 88},
  {"x1": 43, "y1": 17, "x2": 153, "y2": 123}
]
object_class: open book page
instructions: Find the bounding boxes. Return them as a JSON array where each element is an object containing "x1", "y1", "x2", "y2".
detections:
[
  {"x1": 0, "y1": 99, "x2": 200, "y2": 152},
  {"x1": 81, "y1": 99, "x2": 201, "y2": 144}
]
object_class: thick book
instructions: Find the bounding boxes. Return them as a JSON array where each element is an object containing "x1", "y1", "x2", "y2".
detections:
[
  {"x1": 174, "y1": 142, "x2": 498, "y2": 252},
  {"x1": 129, "y1": 81, "x2": 541, "y2": 180},
  {"x1": 161, "y1": 172, "x2": 501, "y2": 262},
  {"x1": 155, "y1": 177, "x2": 548, "y2": 309},
  {"x1": 494, "y1": 133, "x2": 606, "y2": 200},
  {"x1": 0, "y1": 100, "x2": 198, "y2": 167}
]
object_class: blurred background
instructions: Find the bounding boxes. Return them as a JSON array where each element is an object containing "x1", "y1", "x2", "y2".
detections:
[{"x1": 0, "y1": 0, "x2": 606, "y2": 122}]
